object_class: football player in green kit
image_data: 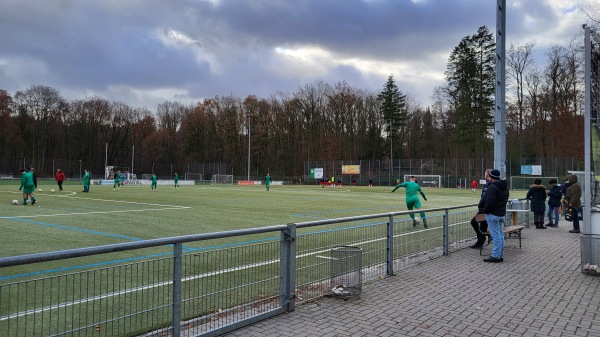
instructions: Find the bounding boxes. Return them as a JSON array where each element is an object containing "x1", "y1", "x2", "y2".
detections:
[
  {"x1": 391, "y1": 175, "x2": 428, "y2": 228},
  {"x1": 19, "y1": 168, "x2": 36, "y2": 205},
  {"x1": 174, "y1": 172, "x2": 179, "y2": 189},
  {"x1": 151, "y1": 173, "x2": 157, "y2": 190}
]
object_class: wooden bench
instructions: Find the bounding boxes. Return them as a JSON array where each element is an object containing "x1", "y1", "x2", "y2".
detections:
[{"x1": 479, "y1": 225, "x2": 525, "y2": 255}]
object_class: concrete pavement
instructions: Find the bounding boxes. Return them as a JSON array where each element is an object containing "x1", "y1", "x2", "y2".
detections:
[{"x1": 225, "y1": 220, "x2": 600, "y2": 337}]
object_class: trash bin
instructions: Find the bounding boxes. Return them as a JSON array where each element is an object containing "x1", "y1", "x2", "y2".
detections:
[
  {"x1": 580, "y1": 234, "x2": 600, "y2": 276},
  {"x1": 509, "y1": 199, "x2": 525, "y2": 226},
  {"x1": 330, "y1": 246, "x2": 362, "y2": 298}
]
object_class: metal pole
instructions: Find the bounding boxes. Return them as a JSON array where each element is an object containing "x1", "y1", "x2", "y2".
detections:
[
  {"x1": 105, "y1": 143, "x2": 108, "y2": 179},
  {"x1": 494, "y1": 0, "x2": 507, "y2": 177},
  {"x1": 172, "y1": 243, "x2": 182, "y2": 336},
  {"x1": 247, "y1": 114, "x2": 251, "y2": 181},
  {"x1": 583, "y1": 26, "x2": 592, "y2": 235},
  {"x1": 131, "y1": 145, "x2": 134, "y2": 178}
]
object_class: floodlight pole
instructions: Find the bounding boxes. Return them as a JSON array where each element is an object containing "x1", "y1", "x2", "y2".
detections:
[
  {"x1": 247, "y1": 113, "x2": 251, "y2": 181},
  {"x1": 494, "y1": 0, "x2": 507, "y2": 177}
]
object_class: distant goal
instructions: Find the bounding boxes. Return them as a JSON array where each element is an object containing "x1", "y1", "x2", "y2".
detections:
[
  {"x1": 185, "y1": 173, "x2": 203, "y2": 181},
  {"x1": 403, "y1": 175, "x2": 441, "y2": 187},
  {"x1": 211, "y1": 174, "x2": 234, "y2": 185},
  {"x1": 510, "y1": 176, "x2": 558, "y2": 190}
]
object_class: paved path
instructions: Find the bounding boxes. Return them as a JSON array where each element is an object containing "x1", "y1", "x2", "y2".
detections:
[{"x1": 225, "y1": 220, "x2": 600, "y2": 337}]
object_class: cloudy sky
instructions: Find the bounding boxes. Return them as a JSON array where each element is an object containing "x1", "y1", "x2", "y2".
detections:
[{"x1": 0, "y1": 0, "x2": 591, "y2": 110}]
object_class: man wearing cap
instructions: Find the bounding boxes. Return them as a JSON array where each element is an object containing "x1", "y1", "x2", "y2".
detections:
[{"x1": 482, "y1": 169, "x2": 509, "y2": 263}]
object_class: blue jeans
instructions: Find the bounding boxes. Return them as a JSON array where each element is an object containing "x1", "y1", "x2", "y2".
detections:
[
  {"x1": 547, "y1": 205, "x2": 559, "y2": 225},
  {"x1": 486, "y1": 214, "x2": 504, "y2": 259}
]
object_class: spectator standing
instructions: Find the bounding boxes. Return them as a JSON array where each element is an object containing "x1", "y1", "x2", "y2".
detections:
[
  {"x1": 469, "y1": 169, "x2": 491, "y2": 249},
  {"x1": 55, "y1": 169, "x2": 65, "y2": 191},
  {"x1": 483, "y1": 169, "x2": 509, "y2": 263},
  {"x1": 564, "y1": 174, "x2": 582, "y2": 233},
  {"x1": 546, "y1": 179, "x2": 561, "y2": 227},
  {"x1": 526, "y1": 178, "x2": 547, "y2": 229}
]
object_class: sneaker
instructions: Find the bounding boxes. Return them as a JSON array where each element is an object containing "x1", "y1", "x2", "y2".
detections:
[
  {"x1": 546, "y1": 224, "x2": 558, "y2": 228},
  {"x1": 469, "y1": 244, "x2": 483, "y2": 249},
  {"x1": 483, "y1": 257, "x2": 503, "y2": 263},
  {"x1": 569, "y1": 229, "x2": 581, "y2": 233}
]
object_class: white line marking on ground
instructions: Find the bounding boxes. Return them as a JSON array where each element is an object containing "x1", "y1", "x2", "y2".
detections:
[{"x1": 4, "y1": 207, "x2": 191, "y2": 218}]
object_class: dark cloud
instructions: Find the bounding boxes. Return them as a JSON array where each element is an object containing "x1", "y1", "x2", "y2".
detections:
[{"x1": 0, "y1": 0, "x2": 585, "y2": 108}]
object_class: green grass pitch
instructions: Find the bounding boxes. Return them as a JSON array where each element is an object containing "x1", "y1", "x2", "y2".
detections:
[{"x1": 0, "y1": 180, "x2": 483, "y2": 280}]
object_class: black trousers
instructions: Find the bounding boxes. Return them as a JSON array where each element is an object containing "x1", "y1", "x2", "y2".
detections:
[{"x1": 471, "y1": 215, "x2": 488, "y2": 245}]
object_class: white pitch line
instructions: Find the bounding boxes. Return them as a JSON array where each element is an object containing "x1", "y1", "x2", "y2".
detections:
[
  {"x1": 3, "y1": 207, "x2": 190, "y2": 218},
  {"x1": 0, "y1": 223, "x2": 452, "y2": 322}
]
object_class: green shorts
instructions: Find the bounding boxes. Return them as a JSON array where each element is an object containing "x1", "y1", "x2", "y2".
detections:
[{"x1": 22, "y1": 186, "x2": 35, "y2": 194}]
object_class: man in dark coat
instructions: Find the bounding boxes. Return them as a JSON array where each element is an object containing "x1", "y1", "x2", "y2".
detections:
[{"x1": 483, "y1": 169, "x2": 509, "y2": 263}]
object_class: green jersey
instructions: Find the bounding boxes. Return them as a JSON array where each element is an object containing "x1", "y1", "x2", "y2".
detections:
[{"x1": 392, "y1": 181, "x2": 424, "y2": 199}]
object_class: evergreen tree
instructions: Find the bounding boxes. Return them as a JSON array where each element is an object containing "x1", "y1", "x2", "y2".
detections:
[
  {"x1": 377, "y1": 75, "x2": 407, "y2": 160},
  {"x1": 445, "y1": 26, "x2": 495, "y2": 157}
]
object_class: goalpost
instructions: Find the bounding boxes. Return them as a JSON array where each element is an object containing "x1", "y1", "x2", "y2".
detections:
[
  {"x1": 510, "y1": 176, "x2": 558, "y2": 190},
  {"x1": 403, "y1": 175, "x2": 442, "y2": 187},
  {"x1": 211, "y1": 174, "x2": 234, "y2": 185},
  {"x1": 184, "y1": 173, "x2": 203, "y2": 181}
]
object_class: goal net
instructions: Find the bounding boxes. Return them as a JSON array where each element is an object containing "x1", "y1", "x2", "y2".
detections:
[
  {"x1": 185, "y1": 173, "x2": 203, "y2": 181},
  {"x1": 403, "y1": 175, "x2": 442, "y2": 188},
  {"x1": 510, "y1": 176, "x2": 558, "y2": 190},
  {"x1": 211, "y1": 174, "x2": 234, "y2": 185}
]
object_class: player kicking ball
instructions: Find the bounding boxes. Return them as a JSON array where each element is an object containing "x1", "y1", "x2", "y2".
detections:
[{"x1": 391, "y1": 175, "x2": 428, "y2": 228}]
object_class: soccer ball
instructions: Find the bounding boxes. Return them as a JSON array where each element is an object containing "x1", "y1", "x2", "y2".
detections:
[
  {"x1": 414, "y1": 217, "x2": 421, "y2": 225},
  {"x1": 37, "y1": 188, "x2": 42, "y2": 192},
  {"x1": 51, "y1": 189, "x2": 55, "y2": 192},
  {"x1": 12, "y1": 200, "x2": 18, "y2": 205}
]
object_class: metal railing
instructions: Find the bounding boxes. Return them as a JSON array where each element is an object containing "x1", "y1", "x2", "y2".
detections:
[{"x1": 0, "y1": 202, "x2": 530, "y2": 337}]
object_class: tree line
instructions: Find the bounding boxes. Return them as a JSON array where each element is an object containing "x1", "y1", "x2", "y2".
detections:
[{"x1": 0, "y1": 26, "x2": 585, "y2": 179}]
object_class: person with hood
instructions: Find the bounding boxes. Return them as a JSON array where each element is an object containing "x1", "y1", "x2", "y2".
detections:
[
  {"x1": 469, "y1": 169, "x2": 491, "y2": 249},
  {"x1": 55, "y1": 168, "x2": 65, "y2": 191},
  {"x1": 564, "y1": 174, "x2": 582, "y2": 233},
  {"x1": 483, "y1": 169, "x2": 509, "y2": 263},
  {"x1": 546, "y1": 178, "x2": 562, "y2": 227},
  {"x1": 526, "y1": 178, "x2": 548, "y2": 229}
]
